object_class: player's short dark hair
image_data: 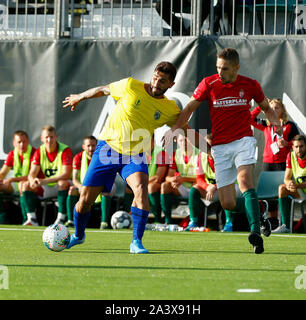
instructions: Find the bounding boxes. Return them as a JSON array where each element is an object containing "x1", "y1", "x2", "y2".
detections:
[
  {"x1": 292, "y1": 134, "x2": 306, "y2": 145},
  {"x1": 83, "y1": 135, "x2": 97, "y2": 143},
  {"x1": 154, "y1": 61, "x2": 177, "y2": 82},
  {"x1": 217, "y1": 48, "x2": 240, "y2": 66},
  {"x1": 13, "y1": 130, "x2": 28, "y2": 139}
]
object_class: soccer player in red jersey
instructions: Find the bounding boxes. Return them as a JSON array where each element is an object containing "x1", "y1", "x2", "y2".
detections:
[{"x1": 164, "y1": 48, "x2": 283, "y2": 253}]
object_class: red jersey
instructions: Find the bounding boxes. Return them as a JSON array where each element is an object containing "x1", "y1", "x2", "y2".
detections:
[
  {"x1": 193, "y1": 74, "x2": 265, "y2": 146},
  {"x1": 4, "y1": 147, "x2": 36, "y2": 168},
  {"x1": 73, "y1": 151, "x2": 91, "y2": 170},
  {"x1": 32, "y1": 143, "x2": 73, "y2": 179},
  {"x1": 147, "y1": 150, "x2": 169, "y2": 167},
  {"x1": 196, "y1": 153, "x2": 215, "y2": 190},
  {"x1": 286, "y1": 152, "x2": 306, "y2": 169}
]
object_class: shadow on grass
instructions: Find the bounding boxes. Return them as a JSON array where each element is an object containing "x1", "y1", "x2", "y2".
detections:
[{"x1": 4, "y1": 263, "x2": 295, "y2": 273}]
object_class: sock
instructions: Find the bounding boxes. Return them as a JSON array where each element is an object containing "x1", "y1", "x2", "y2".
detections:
[
  {"x1": 278, "y1": 197, "x2": 291, "y2": 228},
  {"x1": 57, "y1": 190, "x2": 68, "y2": 214},
  {"x1": 131, "y1": 206, "x2": 149, "y2": 241},
  {"x1": 160, "y1": 194, "x2": 174, "y2": 224},
  {"x1": 188, "y1": 187, "x2": 201, "y2": 224},
  {"x1": 242, "y1": 189, "x2": 260, "y2": 234},
  {"x1": 73, "y1": 206, "x2": 91, "y2": 239},
  {"x1": 66, "y1": 195, "x2": 79, "y2": 222},
  {"x1": 224, "y1": 210, "x2": 234, "y2": 224},
  {"x1": 148, "y1": 192, "x2": 162, "y2": 223},
  {"x1": 19, "y1": 195, "x2": 28, "y2": 223},
  {"x1": 234, "y1": 197, "x2": 246, "y2": 213},
  {"x1": 23, "y1": 191, "x2": 37, "y2": 216},
  {"x1": 101, "y1": 195, "x2": 111, "y2": 223},
  {"x1": 123, "y1": 193, "x2": 134, "y2": 212}
]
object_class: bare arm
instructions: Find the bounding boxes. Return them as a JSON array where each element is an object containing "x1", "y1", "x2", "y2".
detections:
[
  {"x1": 0, "y1": 165, "x2": 11, "y2": 181},
  {"x1": 72, "y1": 169, "x2": 82, "y2": 191},
  {"x1": 163, "y1": 97, "x2": 204, "y2": 149},
  {"x1": 62, "y1": 85, "x2": 111, "y2": 111},
  {"x1": 258, "y1": 98, "x2": 283, "y2": 136}
]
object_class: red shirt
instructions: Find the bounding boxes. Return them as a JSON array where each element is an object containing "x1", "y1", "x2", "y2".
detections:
[
  {"x1": 250, "y1": 106, "x2": 299, "y2": 164},
  {"x1": 193, "y1": 74, "x2": 265, "y2": 146},
  {"x1": 286, "y1": 152, "x2": 306, "y2": 169},
  {"x1": 4, "y1": 147, "x2": 36, "y2": 168},
  {"x1": 73, "y1": 151, "x2": 91, "y2": 170},
  {"x1": 32, "y1": 143, "x2": 73, "y2": 178},
  {"x1": 147, "y1": 150, "x2": 170, "y2": 167}
]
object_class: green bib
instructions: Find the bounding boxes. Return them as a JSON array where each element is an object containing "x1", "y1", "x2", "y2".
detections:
[
  {"x1": 13, "y1": 145, "x2": 32, "y2": 178},
  {"x1": 291, "y1": 151, "x2": 306, "y2": 194},
  {"x1": 200, "y1": 152, "x2": 216, "y2": 185},
  {"x1": 80, "y1": 151, "x2": 102, "y2": 203},
  {"x1": 40, "y1": 142, "x2": 68, "y2": 186},
  {"x1": 175, "y1": 147, "x2": 199, "y2": 189},
  {"x1": 147, "y1": 146, "x2": 163, "y2": 178}
]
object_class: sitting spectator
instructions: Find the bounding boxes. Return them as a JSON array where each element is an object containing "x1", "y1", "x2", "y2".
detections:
[
  {"x1": 250, "y1": 98, "x2": 299, "y2": 228},
  {"x1": 0, "y1": 131, "x2": 36, "y2": 224},
  {"x1": 273, "y1": 134, "x2": 306, "y2": 233},
  {"x1": 186, "y1": 134, "x2": 217, "y2": 231},
  {"x1": 147, "y1": 136, "x2": 170, "y2": 223},
  {"x1": 160, "y1": 133, "x2": 199, "y2": 224},
  {"x1": 21, "y1": 125, "x2": 72, "y2": 226}
]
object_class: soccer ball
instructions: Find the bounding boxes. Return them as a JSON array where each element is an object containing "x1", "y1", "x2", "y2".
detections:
[
  {"x1": 111, "y1": 211, "x2": 132, "y2": 229},
  {"x1": 42, "y1": 224, "x2": 71, "y2": 252}
]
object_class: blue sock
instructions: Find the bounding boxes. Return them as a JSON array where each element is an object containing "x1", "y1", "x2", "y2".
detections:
[
  {"x1": 131, "y1": 206, "x2": 149, "y2": 241},
  {"x1": 73, "y1": 207, "x2": 91, "y2": 239}
]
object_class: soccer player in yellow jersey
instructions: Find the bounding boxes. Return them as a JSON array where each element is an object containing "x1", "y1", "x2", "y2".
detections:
[{"x1": 63, "y1": 61, "x2": 181, "y2": 253}]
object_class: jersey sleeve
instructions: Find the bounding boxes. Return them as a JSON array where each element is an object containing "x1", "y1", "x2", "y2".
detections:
[
  {"x1": 156, "y1": 150, "x2": 170, "y2": 167},
  {"x1": 62, "y1": 148, "x2": 73, "y2": 166},
  {"x1": 73, "y1": 152, "x2": 82, "y2": 170},
  {"x1": 252, "y1": 80, "x2": 265, "y2": 104},
  {"x1": 192, "y1": 78, "x2": 209, "y2": 101},
  {"x1": 109, "y1": 77, "x2": 129, "y2": 101},
  {"x1": 286, "y1": 152, "x2": 292, "y2": 169},
  {"x1": 32, "y1": 148, "x2": 41, "y2": 166},
  {"x1": 4, "y1": 150, "x2": 14, "y2": 167}
]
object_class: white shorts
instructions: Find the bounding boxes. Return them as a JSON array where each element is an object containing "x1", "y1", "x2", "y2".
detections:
[
  {"x1": 211, "y1": 136, "x2": 257, "y2": 189},
  {"x1": 177, "y1": 184, "x2": 191, "y2": 198}
]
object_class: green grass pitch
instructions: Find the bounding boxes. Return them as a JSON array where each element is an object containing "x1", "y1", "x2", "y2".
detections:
[{"x1": 0, "y1": 225, "x2": 306, "y2": 300}]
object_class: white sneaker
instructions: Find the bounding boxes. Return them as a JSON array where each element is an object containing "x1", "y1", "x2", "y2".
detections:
[
  {"x1": 54, "y1": 213, "x2": 66, "y2": 225},
  {"x1": 23, "y1": 218, "x2": 39, "y2": 226},
  {"x1": 271, "y1": 224, "x2": 291, "y2": 234}
]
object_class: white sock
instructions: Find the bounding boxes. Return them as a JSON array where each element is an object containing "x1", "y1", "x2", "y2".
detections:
[{"x1": 27, "y1": 212, "x2": 37, "y2": 220}]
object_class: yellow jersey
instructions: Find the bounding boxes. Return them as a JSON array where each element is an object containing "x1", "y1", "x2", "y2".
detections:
[{"x1": 99, "y1": 77, "x2": 181, "y2": 155}]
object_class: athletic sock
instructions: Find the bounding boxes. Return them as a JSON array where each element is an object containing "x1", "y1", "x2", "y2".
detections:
[
  {"x1": 224, "y1": 210, "x2": 234, "y2": 224},
  {"x1": 123, "y1": 193, "x2": 134, "y2": 212},
  {"x1": 23, "y1": 191, "x2": 37, "y2": 217},
  {"x1": 148, "y1": 192, "x2": 162, "y2": 223},
  {"x1": 278, "y1": 197, "x2": 291, "y2": 228},
  {"x1": 131, "y1": 206, "x2": 149, "y2": 241},
  {"x1": 66, "y1": 195, "x2": 79, "y2": 222},
  {"x1": 19, "y1": 195, "x2": 28, "y2": 223},
  {"x1": 242, "y1": 188, "x2": 261, "y2": 234},
  {"x1": 188, "y1": 187, "x2": 201, "y2": 224},
  {"x1": 160, "y1": 194, "x2": 174, "y2": 224},
  {"x1": 73, "y1": 206, "x2": 91, "y2": 239},
  {"x1": 101, "y1": 195, "x2": 111, "y2": 223},
  {"x1": 57, "y1": 190, "x2": 68, "y2": 214}
]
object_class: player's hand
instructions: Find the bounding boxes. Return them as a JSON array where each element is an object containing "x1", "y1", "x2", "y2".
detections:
[
  {"x1": 62, "y1": 94, "x2": 82, "y2": 111},
  {"x1": 273, "y1": 124, "x2": 283, "y2": 136},
  {"x1": 277, "y1": 138, "x2": 288, "y2": 148}
]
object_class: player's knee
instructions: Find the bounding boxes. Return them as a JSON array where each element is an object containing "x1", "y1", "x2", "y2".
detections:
[
  {"x1": 278, "y1": 184, "x2": 287, "y2": 197},
  {"x1": 68, "y1": 186, "x2": 78, "y2": 196},
  {"x1": 58, "y1": 179, "x2": 70, "y2": 190},
  {"x1": 161, "y1": 181, "x2": 171, "y2": 194},
  {"x1": 221, "y1": 198, "x2": 236, "y2": 211}
]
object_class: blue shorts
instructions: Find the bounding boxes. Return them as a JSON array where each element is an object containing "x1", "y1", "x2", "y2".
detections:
[{"x1": 82, "y1": 140, "x2": 148, "y2": 192}]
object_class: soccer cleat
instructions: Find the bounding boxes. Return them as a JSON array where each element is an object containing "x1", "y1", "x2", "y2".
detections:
[
  {"x1": 54, "y1": 218, "x2": 66, "y2": 225},
  {"x1": 248, "y1": 231, "x2": 264, "y2": 254},
  {"x1": 271, "y1": 224, "x2": 290, "y2": 234},
  {"x1": 100, "y1": 222, "x2": 108, "y2": 230},
  {"x1": 66, "y1": 234, "x2": 86, "y2": 249},
  {"x1": 23, "y1": 218, "x2": 39, "y2": 226},
  {"x1": 184, "y1": 221, "x2": 199, "y2": 232},
  {"x1": 259, "y1": 200, "x2": 271, "y2": 237},
  {"x1": 65, "y1": 220, "x2": 75, "y2": 227},
  {"x1": 221, "y1": 222, "x2": 233, "y2": 232},
  {"x1": 130, "y1": 239, "x2": 149, "y2": 254}
]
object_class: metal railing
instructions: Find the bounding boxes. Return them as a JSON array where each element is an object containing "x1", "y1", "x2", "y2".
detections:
[{"x1": 0, "y1": 0, "x2": 305, "y2": 39}]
